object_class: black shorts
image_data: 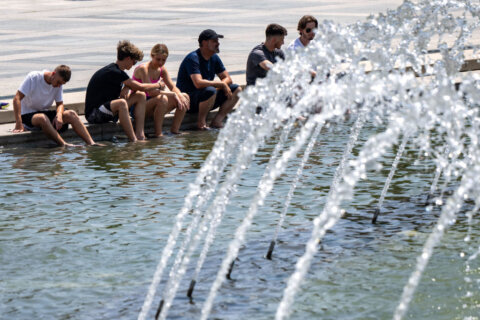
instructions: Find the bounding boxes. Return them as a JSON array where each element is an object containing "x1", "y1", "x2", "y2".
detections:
[
  {"x1": 86, "y1": 102, "x2": 118, "y2": 123},
  {"x1": 187, "y1": 84, "x2": 239, "y2": 113},
  {"x1": 86, "y1": 102, "x2": 137, "y2": 123},
  {"x1": 21, "y1": 110, "x2": 69, "y2": 132}
]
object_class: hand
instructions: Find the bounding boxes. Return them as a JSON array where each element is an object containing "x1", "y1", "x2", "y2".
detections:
[
  {"x1": 175, "y1": 94, "x2": 189, "y2": 111},
  {"x1": 158, "y1": 80, "x2": 166, "y2": 90},
  {"x1": 13, "y1": 122, "x2": 24, "y2": 133},
  {"x1": 222, "y1": 82, "x2": 232, "y2": 99},
  {"x1": 53, "y1": 114, "x2": 64, "y2": 130},
  {"x1": 120, "y1": 86, "x2": 130, "y2": 99}
]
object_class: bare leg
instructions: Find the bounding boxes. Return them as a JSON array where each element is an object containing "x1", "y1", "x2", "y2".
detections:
[
  {"x1": 31, "y1": 113, "x2": 69, "y2": 146},
  {"x1": 211, "y1": 87, "x2": 242, "y2": 128},
  {"x1": 168, "y1": 93, "x2": 189, "y2": 134},
  {"x1": 197, "y1": 93, "x2": 216, "y2": 130},
  {"x1": 62, "y1": 110, "x2": 96, "y2": 145},
  {"x1": 146, "y1": 95, "x2": 169, "y2": 137},
  {"x1": 110, "y1": 99, "x2": 137, "y2": 142},
  {"x1": 128, "y1": 91, "x2": 147, "y2": 140}
]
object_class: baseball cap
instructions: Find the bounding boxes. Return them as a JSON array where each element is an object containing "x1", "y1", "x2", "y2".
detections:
[{"x1": 198, "y1": 29, "x2": 224, "y2": 44}]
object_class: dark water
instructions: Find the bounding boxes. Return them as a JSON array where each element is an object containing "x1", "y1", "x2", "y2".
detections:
[{"x1": 1, "y1": 121, "x2": 479, "y2": 319}]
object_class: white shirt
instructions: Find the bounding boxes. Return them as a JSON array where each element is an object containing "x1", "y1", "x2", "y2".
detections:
[
  {"x1": 18, "y1": 71, "x2": 63, "y2": 115},
  {"x1": 287, "y1": 38, "x2": 305, "y2": 51}
]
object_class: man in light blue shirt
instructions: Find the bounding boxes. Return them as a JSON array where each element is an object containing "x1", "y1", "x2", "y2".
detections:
[{"x1": 287, "y1": 15, "x2": 318, "y2": 51}]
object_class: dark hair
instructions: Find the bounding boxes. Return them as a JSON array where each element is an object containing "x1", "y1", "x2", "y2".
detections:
[
  {"x1": 266, "y1": 23, "x2": 288, "y2": 38},
  {"x1": 54, "y1": 65, "x2": 71, "y2": 82},
  {"x1": 117, "y1": 40, "x2": 144, "y2": 61},
  {"x1": 297, "y1": 15, "x2": 318, "y2": 33}
]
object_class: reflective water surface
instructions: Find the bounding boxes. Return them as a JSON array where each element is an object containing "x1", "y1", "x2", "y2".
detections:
[{"x1": 1, "y1": 122, "x2": 479, "y2": 319}]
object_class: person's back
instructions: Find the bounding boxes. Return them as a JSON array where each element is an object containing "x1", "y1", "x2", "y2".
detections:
[{"x1": 85, "y1": 62, "x2": 128, "y2": 118}]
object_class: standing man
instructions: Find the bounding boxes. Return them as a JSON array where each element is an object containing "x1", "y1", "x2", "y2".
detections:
[
  {"x1": 288, "y1": 15, "x2": 318, "y2": 51},
  {"x1": 246, "y1": 23, "x2": 287, "y2": 86},
  {"x1": 176, "y1": 29, "x2": 241, "y2": 130},
  {"x1": 12, "y1": 65, "x2": 99, "y2": 147},
  {"x1": 85, "y1": 40, "x2": 164, "y2": 142}
]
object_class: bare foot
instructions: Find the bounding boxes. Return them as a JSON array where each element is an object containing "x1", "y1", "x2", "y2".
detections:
[
  {"x1": 170, "y1": 131, "x2": 188, "y2": 135},
  {"x1": 63, "y1": 143, "x2": 82, "y2": 147},
  {"x1": 196, "y1": 125, "x2": 210, "y2": 131},
  {"x1": 90, "y1": 142, "x2": 106, "y2": 147},
  {"x1": 210, "y1": 122, "x2": 223, "y2": 129}
]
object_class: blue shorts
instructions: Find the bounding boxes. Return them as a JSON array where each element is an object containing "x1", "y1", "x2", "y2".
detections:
[
  {"x1": 21, "y1": 110, "x2": 69, "y2": 132},
  {"x1": 187, "y1": 84, "x2": 239, "y2": 113}
]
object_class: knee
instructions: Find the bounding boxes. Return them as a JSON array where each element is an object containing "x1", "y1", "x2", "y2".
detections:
[
  {"x1": 233, "y1": 86, "x2": 242, "y2": 96},
  {"x1": 63, "y1": 110, "x2": 79, "y2": 122},
  {"x1": 111, "y1": 99, "x2": 129, "y2": 114},
  {"x1": 156, "y1": 94, "x2": 168, "y2": 105},
  {"x1": 205, "y1": 86, "x2": 216, "y2": 97},
  {"x1": 134, "y1": 91, "x2": 147, "y2": 101},
  {"x1": 34, "y1": 114, "x2": 49, "y2": 126}
]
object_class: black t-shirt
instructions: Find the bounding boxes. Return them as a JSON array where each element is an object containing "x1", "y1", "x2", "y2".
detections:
[
  {"x1": 85, "y1": 63, "x2": 129, "y2": 116},
  {"x1": 246, "y1": 44, "x2": 285, "y2": 86}
]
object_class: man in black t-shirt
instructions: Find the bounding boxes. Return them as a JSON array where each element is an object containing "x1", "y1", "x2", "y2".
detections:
[
  {"x1": 85, "y1": 40, "x2": 164, "y2": 142},
  {"x1": 246, "y1": 24, "x2": 287, "y2": 86}
]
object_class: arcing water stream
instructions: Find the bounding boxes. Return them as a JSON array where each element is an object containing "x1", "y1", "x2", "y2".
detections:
[{"x1": 139, "y1": 0, "x2": 480, "y2": 319}]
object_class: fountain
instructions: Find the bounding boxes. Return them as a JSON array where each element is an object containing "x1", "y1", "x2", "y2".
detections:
[{"x1": 138, "y1": 0, "x2": 480, "y2": 319}]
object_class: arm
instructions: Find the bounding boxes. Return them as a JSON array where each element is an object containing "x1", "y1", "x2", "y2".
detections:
[
  {"x1": 259, "y1": 60, "x2": 274, "y2": 71},
  {"x1": 13, "y1": 91, "x2": 25, "y2": 132},
  {"x1": 163, "y1": 68, "x2": 189, "y2": 111},
  {"x1": 217, "y1": 70, "x2": 233, "y2": 99},
  {"x1": 53, "y1": 101, "x2": 65, "y2": 130},
  {"x1": 123, "y1": 78, "x2": 163, "y2": 92},
  {"x1": 190, "y1": 73, "x2": 226, "y2": 90},
  {"x1": 132, "y1": 65, "x2": 164, "y2": 97}
]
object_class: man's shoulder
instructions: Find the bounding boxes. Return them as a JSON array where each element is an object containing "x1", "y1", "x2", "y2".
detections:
[
  {"x1": 252, "y1": 43, "x2": 264, "y2": 51},
  {"x1": 24, "y1": 70, "x2": 43, "y2": 81},
  {"x1": 94, "y1": 63, "x2": 126, "y2": 78},
  {"x1": 211, "y1": 53, "x2": 223, "y2": 62},
  {"x1": 274, "y1": 48, "x2": 285, "y2": 57},
  {"x1": 184, "y1": 49, "x2": 200, "y2": 61},
  {"x1": 288, "y1": 38, "x2": 304, "y2": 50}
]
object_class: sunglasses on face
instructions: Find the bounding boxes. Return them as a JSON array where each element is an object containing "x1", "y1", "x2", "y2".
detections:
[{"x1": 305, "y1": 28, "x2": 313, "y2": 33}]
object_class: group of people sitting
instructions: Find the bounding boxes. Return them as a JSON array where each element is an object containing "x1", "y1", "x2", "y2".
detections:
[{"x1": 11, "y1": 15, "x2": 318, "y2": 147}]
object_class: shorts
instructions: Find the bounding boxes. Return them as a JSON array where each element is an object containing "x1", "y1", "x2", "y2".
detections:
[
  {"x1": 86, "y1": 102, "x2": 136, "y2": 123},
  {"x1": 187, "y1": 84, "x2": 239, "y2": 113},
  {"x1": 21, "y1": 110, "x2": 69, "y2": 132}
]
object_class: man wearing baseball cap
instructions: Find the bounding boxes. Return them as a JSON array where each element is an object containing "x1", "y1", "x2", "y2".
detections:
[{"x1": 176, "y1": 29, "x2": 241, "y2": 130}]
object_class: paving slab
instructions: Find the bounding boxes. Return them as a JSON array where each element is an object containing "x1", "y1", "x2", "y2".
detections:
[
  {"x1": 0, "y1": 0, "x2": 406, "y2": 99},
  {"x1": 2, "y1": 0, "x2": 479, "y2": 146}
]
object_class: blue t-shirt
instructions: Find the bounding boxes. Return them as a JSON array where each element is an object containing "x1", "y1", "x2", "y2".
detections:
[{"x1": 176, "y1": 49, "x2": 226, "y2": 93}]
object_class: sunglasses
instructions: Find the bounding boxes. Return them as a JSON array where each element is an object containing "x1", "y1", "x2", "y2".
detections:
[{"x1": 305, "y1": 28, "x2": 314, "y2": 33}]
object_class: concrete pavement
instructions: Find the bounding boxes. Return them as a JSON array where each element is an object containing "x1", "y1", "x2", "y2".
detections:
[{"x1": 1, "y1": 0, "x2": 479, "y2": 146}]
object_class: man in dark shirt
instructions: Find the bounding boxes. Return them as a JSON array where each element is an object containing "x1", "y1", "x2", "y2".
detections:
[
  {"x1": 85, "y1": 40, "x2": 164, "y2": 142},
  {"x1": 246, "y1": 24, "x2": 287, "y2": 86},
  {"x1": 176, "y1": 29, "x2": 241, "y2": 130}
]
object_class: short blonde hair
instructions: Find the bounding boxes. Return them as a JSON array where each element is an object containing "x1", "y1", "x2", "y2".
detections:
[{"x1": 151, "y1": 44, "x2": 169, "y2": 58}]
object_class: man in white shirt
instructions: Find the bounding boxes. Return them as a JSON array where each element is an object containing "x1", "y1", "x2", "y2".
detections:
[
  {"x1": 13, "y1": 65, "x2": 99, "y2": 146},
  {"x1": 287, "y1": 15, "x2": 318, "y2": 51}
]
